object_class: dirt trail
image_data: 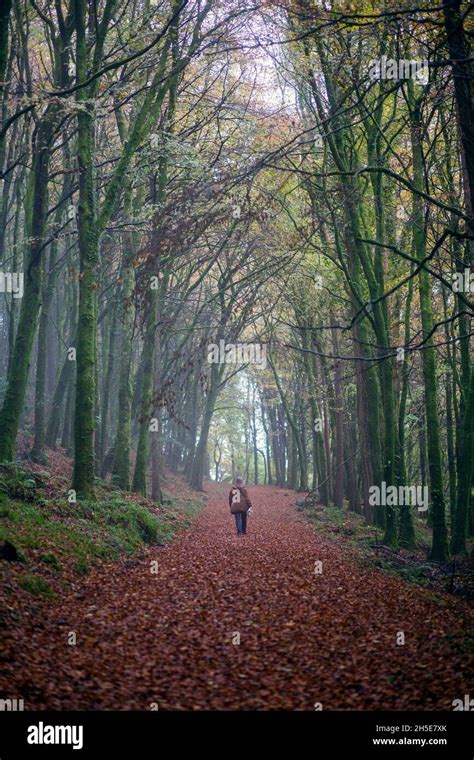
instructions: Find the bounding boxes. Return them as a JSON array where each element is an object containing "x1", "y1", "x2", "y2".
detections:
[{"x1": 1, "y1": 483, "x2": 472, "y2": 710}]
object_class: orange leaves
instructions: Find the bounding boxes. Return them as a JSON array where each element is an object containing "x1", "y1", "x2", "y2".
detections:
[{"x1": 0, "y1": 482, "x2": 472, "y2": 710}]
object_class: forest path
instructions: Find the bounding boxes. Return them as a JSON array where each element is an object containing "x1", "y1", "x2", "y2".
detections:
[{"x1": 3, "y1": 483, "x2": 472, "y2": 709}]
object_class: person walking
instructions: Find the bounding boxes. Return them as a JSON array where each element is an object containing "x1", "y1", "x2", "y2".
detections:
[{"x1": 229, "y1": 476, "x2": 252, "y2": 535}]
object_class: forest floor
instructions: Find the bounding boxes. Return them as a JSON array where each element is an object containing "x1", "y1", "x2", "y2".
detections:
[{"x1": 0, "y1": 480, "x2": 472, "y2": 710}]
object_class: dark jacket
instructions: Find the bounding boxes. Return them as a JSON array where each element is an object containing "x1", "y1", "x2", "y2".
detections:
[{"x1": 229, "y1": 485, "x2": 252, "y2": 514}]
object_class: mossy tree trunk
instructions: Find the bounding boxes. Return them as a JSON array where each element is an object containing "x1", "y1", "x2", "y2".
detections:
[
  {"x1": 190, "y1": 358, "x2": 223, "y2": 491},
  {"x1": 0, "y1": 104, "x2": 59, "y2": 462},
  {"x1": 443, "y1": 0, "x2": 474, "y2": 554},
  {"x1": 71, "y1": 0, "x2": 99, "y2": 498},
  {"x1": 300, "y1": 324, "x2": 328, "y2": 501},
  {"x1": 397, "y1": 266, "x2": 416, "y2": 548},
  {"x1": 409, "y1": 82, "x2": 448, "y2": 561},
  {"x1": 31, "y1": 164, "x2": 71, "y2": 463},
  {"x1": 132, "y1": 288, "x2": 157, "y2": 496}
]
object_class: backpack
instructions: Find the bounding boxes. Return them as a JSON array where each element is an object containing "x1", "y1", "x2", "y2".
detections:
[{"x1": 229, "y1": 486, "x2": 249, "y2": 514}]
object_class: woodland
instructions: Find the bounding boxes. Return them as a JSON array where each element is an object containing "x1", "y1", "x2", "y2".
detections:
[{"x1": 0, "y1": 0, "x2": 473, "y2": 712}]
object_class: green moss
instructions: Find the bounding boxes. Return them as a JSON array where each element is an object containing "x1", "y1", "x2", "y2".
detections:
[
  {"x1": 74, "y1": 557, "x2": 90, "y2": 576},
  {"x1": 0, "y1": 468, "x2": 204, "y2": 595},
  {"x1": 0, "y1": 501, "x2": 10, "y2": 518},
  {"x1": 18, "y1": 574, "x2": 54, "y2": 597},
  {"x1": 41, "y1": 552, "x2": 61, "y2": 570}
]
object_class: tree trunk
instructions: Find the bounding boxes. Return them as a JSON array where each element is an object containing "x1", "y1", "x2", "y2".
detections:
[
  {"x1": 0, "y1": 104, "x2": 59, "y2": 462},
  {"x1": 409, "y1": 82, "x2": 448, "y2": 560}
]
